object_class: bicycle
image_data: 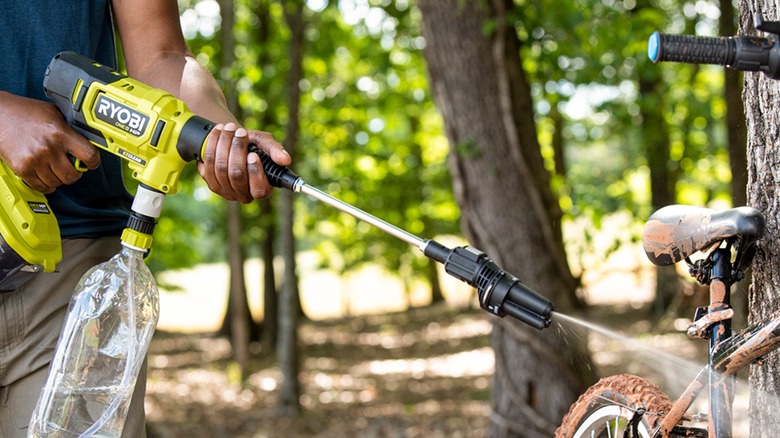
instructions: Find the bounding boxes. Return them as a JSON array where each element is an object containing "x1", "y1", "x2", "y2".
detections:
[
  {"x1": 557, "y1": 205, "x2": 767, "y2": 437},
  {"x1": 556, "y1": 15, "x2": 780, "y2": 437}
]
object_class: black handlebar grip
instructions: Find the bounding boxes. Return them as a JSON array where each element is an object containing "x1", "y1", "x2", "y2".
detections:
[
  {"x1": 648, "y1": 31, "x2": 734, "y2": 65},
  {"x1": 648, "y1": 31, "x2": 780, "y2": 76},
  {"x1": 249, "y1": 144, "x2": 301, "y2": 191}
]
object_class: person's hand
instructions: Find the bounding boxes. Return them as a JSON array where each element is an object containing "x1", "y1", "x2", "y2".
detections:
[
  {"x1": 197, "y1": 122, "x2": 292, "y2": 203},
  {"x1": 0, "y1": 93, "x2": 101, "y2": 193}
]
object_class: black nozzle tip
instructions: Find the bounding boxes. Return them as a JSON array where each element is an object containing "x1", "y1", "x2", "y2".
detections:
[{"x1": 502, "y1": 301, "x2": 552, "y2": 330}]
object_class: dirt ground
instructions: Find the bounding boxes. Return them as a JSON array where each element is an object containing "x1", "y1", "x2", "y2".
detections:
[
  {"x1": 142, "y1": 300, "x2": 750, "y2": 438},
  {"x1": 144, "y1": 304, "x2": 494, "y2": 437}
]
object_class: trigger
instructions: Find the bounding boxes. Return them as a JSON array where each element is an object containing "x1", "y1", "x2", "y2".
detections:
[{"x1": 68, "y1": 154, "x2": 88, "y2": 172}]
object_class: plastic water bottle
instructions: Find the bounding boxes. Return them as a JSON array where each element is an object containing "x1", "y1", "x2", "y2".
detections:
[{"x1": 28, "y1": 243, "x2": 158, "y2": 437}]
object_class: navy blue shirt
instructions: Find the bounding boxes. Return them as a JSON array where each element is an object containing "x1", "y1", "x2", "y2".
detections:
[{"x1": 0, "y1": 0, "x2": 132, "y2": 238}]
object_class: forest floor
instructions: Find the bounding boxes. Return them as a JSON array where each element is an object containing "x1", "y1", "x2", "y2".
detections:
[
  {"x1": 144, "y1": 304, "x2": 494, "y2": 437},
  {"x1": 142, "y1": 229, "x2": 755, "y2": 437},
  {"x1": 142, "y1": 299, "x2": 753, "y2": 437}
]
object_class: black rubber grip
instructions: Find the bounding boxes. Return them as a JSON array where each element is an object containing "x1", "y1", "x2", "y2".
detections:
[
  {"x1": 249, "y1": 145, "x2": 301, "y2": 191},
  {"x1": 649, "y1": 32, "x2": 733, "y2": 65}
]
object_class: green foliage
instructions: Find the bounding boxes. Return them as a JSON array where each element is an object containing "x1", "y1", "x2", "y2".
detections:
[
  {"x1": 509, "y1": 0, "x2": 733, "y2": 225},
  {"x1": 296, "y1": 0, "x2": 458, "y2": 275},
  {"x1": 148, "y1": 0, "x2": 736, "y2": 286}
]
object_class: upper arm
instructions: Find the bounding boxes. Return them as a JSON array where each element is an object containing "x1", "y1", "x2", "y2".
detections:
[
  {"x1": 111, "y1": 0, "x2": 190, "y2": 88},
  {"x1": 111, "y1": 0, "x2": 234, "y2": 122}
]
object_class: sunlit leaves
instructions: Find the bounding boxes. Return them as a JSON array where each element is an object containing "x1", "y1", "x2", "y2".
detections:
[
  {"x1": 514, "y1": 0, "x2": 732, "y2": 224},
  {"x1": 289, "y1": 1, "x2": 459, "y2": 275}
]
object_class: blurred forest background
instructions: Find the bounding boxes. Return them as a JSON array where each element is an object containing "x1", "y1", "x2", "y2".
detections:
[{"x1": 140, "y1": 0, "x2": 748, "y2": 436}]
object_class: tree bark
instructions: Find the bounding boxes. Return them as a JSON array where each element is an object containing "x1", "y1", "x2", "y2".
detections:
[
  {"x1": 740, "y1": 1, "x2": 780, "y2": 436},
  {"x1": 417, "y1": 0, "x2": 595, "y2": 435}
]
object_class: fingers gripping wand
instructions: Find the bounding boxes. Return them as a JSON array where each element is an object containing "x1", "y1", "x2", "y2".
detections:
[{"x1": 254, "y1": 148, "x2": 554, "y2": 330}]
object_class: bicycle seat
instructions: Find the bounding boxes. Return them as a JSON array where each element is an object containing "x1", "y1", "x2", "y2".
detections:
[{"x1": 642, "y1": 205, "x2": 765, "y2": 266}]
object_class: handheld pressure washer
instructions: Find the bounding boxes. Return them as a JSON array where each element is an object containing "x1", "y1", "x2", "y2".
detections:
[{"x1": 0, "y1": 51, "x2": 553, "y2": 329}]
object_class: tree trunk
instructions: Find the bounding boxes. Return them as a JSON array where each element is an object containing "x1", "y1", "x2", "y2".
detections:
[
  {"x1": 723, "y1": 0, "x2": 748, "y2": 208},
  {"x1": 633, "y1": 0, "x2": 679, "y2": 319},
  {"x1": 218, "y1": 0, "x2": 251, "y2": 378},
  {"x1": 740, "y1": 2, "x2": 780, "y2": 436},
  {"x1": 277, "y1": 0, "x2": 305, "y2": 415},
  {"x1": 721, "y1": 0, "x2": 751, "y2": 329},
  {"x1": 427, "y1": 257, "x2": 445, "y2": 304},
  {"x1": 227, "y1": 201, "x2": 250, "y2": 377},
  {"x1": 417, "y1": 1, "x2": 595, "y2": 435},
  {"x1": 260, "y1": 200, "x2": 278, "y2": 349},
  {"x1": 253, "y1": 0, "x2": 279, "y2": 350},
  {"x1": 551, "y1": 105, "x2": 566, "y2": 177}
]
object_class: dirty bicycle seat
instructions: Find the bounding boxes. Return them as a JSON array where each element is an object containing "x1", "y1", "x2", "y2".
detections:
[{"x1": 642, "y1": 205, "x2": 765, "y2": 266}]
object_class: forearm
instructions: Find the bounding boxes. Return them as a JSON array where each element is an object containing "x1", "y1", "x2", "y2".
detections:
[
  {"x1": 128, "y1": 52, "x2": 237, "y2": 125},
  {"x1": 179, "y1": 56, "x2": 236, "y2": 124}
]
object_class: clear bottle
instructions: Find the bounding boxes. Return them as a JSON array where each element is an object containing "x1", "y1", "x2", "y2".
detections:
[{"x1": 28, "y1": 243, "x2": 158, "y2": 437}]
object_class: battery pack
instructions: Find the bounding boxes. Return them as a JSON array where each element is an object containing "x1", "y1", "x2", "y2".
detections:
[
  {"x1": 0, "y1": 162, "x2": 62, "y2": 287},
  {"x1": 0, "y1": 233, "x2": 38, "y2": 291}
]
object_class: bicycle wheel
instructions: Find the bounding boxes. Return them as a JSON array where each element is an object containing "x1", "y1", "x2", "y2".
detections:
[{"x1": 555, "y1": 374, "x2": 673, "y2": 438}]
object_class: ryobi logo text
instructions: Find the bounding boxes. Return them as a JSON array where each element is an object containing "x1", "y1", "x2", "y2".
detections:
[{"x1": 94, "y1": 95, "x2": 149, "y2": 137}]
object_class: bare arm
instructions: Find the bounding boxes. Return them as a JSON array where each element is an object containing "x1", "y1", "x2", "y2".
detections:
[{"x1": 111, "y1": 0, "x2": 290, "y2": 202}]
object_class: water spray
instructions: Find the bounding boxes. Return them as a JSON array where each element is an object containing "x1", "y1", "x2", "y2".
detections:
[{"x1": 255, "y1": 148, "x2": 554, "y2": 330}]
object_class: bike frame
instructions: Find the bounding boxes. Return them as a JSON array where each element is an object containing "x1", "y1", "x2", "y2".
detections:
[{"x1": 655, "y1": 246, "x2": 780, "y2": 437}]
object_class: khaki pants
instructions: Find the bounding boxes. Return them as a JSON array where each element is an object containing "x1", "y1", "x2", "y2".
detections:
[{"x1": 0, "y1": 238, "x2": 147, "y2": 438}]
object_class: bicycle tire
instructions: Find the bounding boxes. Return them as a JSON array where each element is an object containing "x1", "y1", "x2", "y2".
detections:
[{"x1": 555, "y1": 374, "x2": 673, "y2": 438}]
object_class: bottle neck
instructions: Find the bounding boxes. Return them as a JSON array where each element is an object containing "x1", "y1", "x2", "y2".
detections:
[{"x1": 118, "y1": 243, "x2": 147, "y2": 261}]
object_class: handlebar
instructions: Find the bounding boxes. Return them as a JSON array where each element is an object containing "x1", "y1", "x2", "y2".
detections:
[{"x1": 648, "y1": 18, "x2": 780, "y2": 79}]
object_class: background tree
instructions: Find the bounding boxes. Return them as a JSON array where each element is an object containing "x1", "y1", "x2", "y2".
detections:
[
  {"x1": 277, "y1": 0, "x2": 305, "y2": 415},
  {"x1": 417, "y1": 0, "x2": 596, "y2": 435},
  {"x1": 251, "y1": 0, "x2": 281, "y2": 351},
  {"x1": 635, "y1": 0, "x2": 682, "y2": 318},
  {"x1": 740, "y1": 0, "x2": 780, "y2": 435},
  {"x1": 217, "y1": 0, "x2": 252, "y2": 379}
]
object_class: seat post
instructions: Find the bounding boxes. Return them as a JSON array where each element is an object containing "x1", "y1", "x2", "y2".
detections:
[{"x1": 708, "y1": 246, "x2": 735, "y2": 437}]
